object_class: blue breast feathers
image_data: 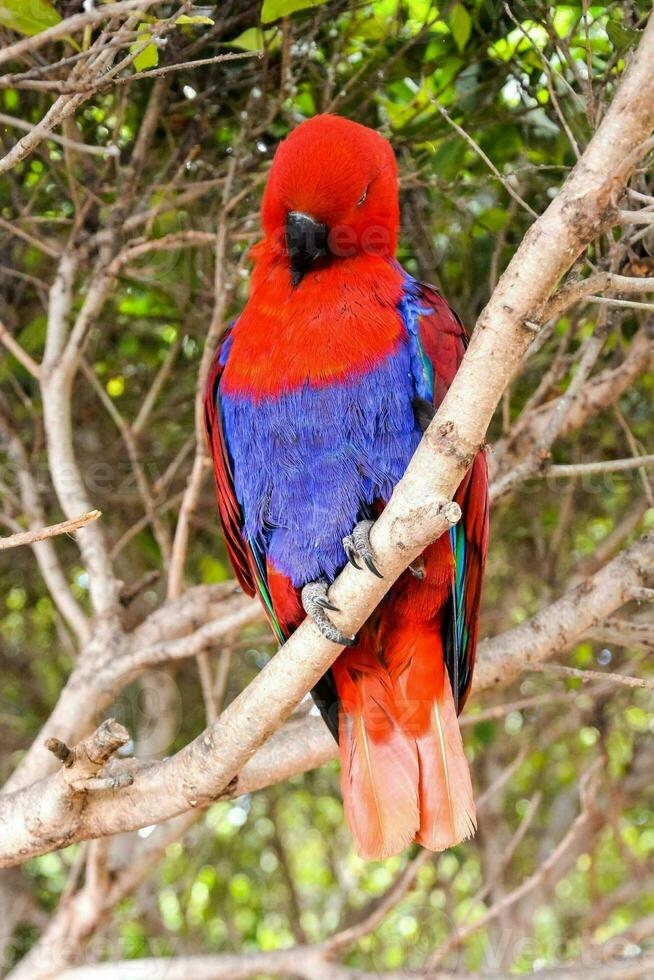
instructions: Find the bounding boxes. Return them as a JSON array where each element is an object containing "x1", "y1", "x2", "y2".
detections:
[{"x1": 219, "y1": 341, "x2": 422, "y2": 587}]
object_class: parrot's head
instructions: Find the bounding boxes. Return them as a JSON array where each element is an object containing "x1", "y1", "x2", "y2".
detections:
[{"x1": 261, "y1": 114, "x2": 399, "y2": 285}]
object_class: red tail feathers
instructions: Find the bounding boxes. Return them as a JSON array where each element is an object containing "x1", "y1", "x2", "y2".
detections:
[
  {"x1": 334, "y1": 628, "x2": 475, "y2": 861},
  {"x1": 414, "y1": 668, "x2": 476, "y2": 851}
]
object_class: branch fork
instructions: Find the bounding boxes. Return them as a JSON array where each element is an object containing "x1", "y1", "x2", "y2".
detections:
[{"x1": 45, "y1": 720, "x2": 134, "y2": 795}]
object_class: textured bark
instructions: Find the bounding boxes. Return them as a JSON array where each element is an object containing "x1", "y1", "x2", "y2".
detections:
[{"x1": 2, "y1": 12, "x2": 654, "y2": 867}]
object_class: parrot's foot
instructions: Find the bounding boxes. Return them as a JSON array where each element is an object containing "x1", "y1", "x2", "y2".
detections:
[
  {"x1": 301, "y1": 579, "x2": 356, "y2": 648},
  {"x1": 343, "y1": 520, "x2": 383, "y2": 578}
]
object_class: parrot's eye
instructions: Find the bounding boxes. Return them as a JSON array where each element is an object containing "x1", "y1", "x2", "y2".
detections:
[{"x1": 356, "y1": 185, "x2": 369, "y2": 207}]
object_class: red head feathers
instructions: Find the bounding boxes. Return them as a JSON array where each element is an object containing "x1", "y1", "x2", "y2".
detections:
[
  {"x1": 223, "y1": 115, "x2": 407, "y2": 395},
  {"x1": 261, "y1": 114, "x2": 400, "y2": 273}
]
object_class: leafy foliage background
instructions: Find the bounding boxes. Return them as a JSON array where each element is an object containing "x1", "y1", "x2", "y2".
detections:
[{"x1": 0, "y1": 0, "x2": 653, "y2": 975}]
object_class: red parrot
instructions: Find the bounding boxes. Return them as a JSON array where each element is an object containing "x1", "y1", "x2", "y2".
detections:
[{"x1": 205, "y1": 115, "x2": 489, "y2": 860}]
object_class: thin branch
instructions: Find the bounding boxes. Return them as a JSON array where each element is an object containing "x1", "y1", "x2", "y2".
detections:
[
  {"x1": 0, "y1": 112, "x2": 119, "y2": 158},
  {"x1": 167, "y1": 152, "x2": 238, "y2": 599},
  {"x1": 0, "y1": 319, "x2": 41, "y2": 379},
  {"x1": 328, "y1": 851, "x2": 432, "y2": 952},
  {"x1": 617, "y1": 208, "x2": 654, "y2": 224},
  {"x1": 0, "y1": 408, "x2": 90, "y2": 642},
  {"x1": 631, "y1": 587, "x2": 654, "y2": 602},
  {"x1": 0, "y1": 510, "x2": 101, "y2": 552},
  {"x1": 545, "y1": 271, "x2": 654, "y2": 322},
  {"x1": 41, "y1": 252, "x2": 120, "y2": 616},
  {"x1": 132, "y1": 339, "x2": 180, "y2": 436},
  {"x1": 109, "y1": 50, "x2": 262, "y2": 88},
  {"x1": 428, "y1": 95, "x2": 539, "y2": 218},
  {"x1": 587, "y1": 295, "x2": 654, "y2": 312},
  {"x1": 491, "y1": 316, "x2": 610, "y2": 499},
  {"x1": 545, "y1": 454, "x2": 654, "y2": 477},
  {"x1": 0, "y1": 2, "x2": 164, "y2": 66},
  {"x1": 0, "y1": 215, "x2": 60, "y2": 258},
  {"x1": 428, "y1": 760, "x2": 604, "y2": 969},
  {"x1": 0, "y1": 91, "x2": 87, "y2": 177},
  {"x1": 528, "y1": 662, "x2": 654, "y2": 692},
  {"x1": 80, "y1": 360, "x2": 172, "y2": 564}
]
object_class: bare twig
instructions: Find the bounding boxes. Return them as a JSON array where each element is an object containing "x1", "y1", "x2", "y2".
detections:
[
  {"x1": 528, "y1": 662, "x2": 654, "y2": 692},
  {"x1": 0, "y1": 319, "x2": 41, "y2": 379},
  {"x1": 0, "y1": 112, "x2": 119, "y2": 158},
  {"x1": 428, "y1": 760, "x2": 604, "y2": 968},
  {"x1": 0, "y1": 0, "x2": 165, "y2": 68},
  {"x1": 545, "y1": 454, "x2": 654, "y2": 477},
  {"x1": 588, "y1": 295, "x2": 654, "y2": 311},
  {"x1": 428, "y1": 95, "x2": 539, "y2": 218},
  {"x1": 0, "y1": 510, "x2": 101, "y2": 552}
]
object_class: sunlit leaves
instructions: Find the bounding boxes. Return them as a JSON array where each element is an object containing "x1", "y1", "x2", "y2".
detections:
[
  {"x1": 227, "y1": 26, "x2": 278, "y2": 51},
  {"x1": 0, "y1": 0, "x2": 60, "y2": 36},
  {"x1": 606, "y1": 20, "x2": 641, "y2": 53},
  {"x1": 449, "y1": 3, "x2": 472, "y2": 51},
  {"x1": 261, "y1": 0, "x2": 329, "y2": 24},
  {"x1": 106, "y1": 376, "x2": 125, "y2": 398},
  {"x1": 199, "y1": 556, "x2": 229, "y2": 583},
  {"x1": 130, "y1": 23, "x2": 159, "y2": 71},
  {"x1": 176, "y1": 13, "x2": 215, "y2": 26},
  {"x1": 4, "y1": 3, "x2": 654, "y2": 974}
]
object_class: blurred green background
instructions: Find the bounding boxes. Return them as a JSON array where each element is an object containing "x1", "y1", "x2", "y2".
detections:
[{"x1": 1, "y1": 1, "x2": 653, "y2": 975}]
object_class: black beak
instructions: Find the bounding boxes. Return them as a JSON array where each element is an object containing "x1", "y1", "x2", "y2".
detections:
[{"x1": 285, "y1": 210, "x2": 329, "y2": 286}]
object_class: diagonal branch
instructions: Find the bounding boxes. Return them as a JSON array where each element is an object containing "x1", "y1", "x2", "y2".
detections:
[
  {"x1": 2, "y1": 4, "x2": 654, "y2": 875},
  {"x1": 0, "y1": 407, "x2": 91, "y2": 643},
  {"x1": 0, "y1": 0, "x2": 164, "y2": 68},
  {"x1": 41, "y1": 252, "x2": 120, "y2": 617},
  {"x1": 1, "y1": 521, "x2": 650, "y2": 868},
  {"x1": 0, "y1": 510, "x2": 101, "y2": 552}
]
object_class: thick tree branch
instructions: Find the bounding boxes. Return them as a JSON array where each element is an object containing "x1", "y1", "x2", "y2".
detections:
[
  {"x1": 2, "y1": 14, "x2": 654, "y2": 868},
  {"x1": 490, "y1": 321, "x2": 654, "y2": 484},
  {"x1": 1, "y1": 584, "x2": 255, "y2": 795},
  {"x1": 49, "y1": 951, "x2": 654, "y2": 979},
  {"x1": 475, "y1": 529, "x2": 653, "y2": 692},
  {"x1": 1, "y1": 523, "x2": 650, "y2": 867}
]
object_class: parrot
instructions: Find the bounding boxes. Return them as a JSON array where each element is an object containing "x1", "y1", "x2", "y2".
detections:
[{"x1": 204, "y1": 114, "x2": 489, "y2": 861}]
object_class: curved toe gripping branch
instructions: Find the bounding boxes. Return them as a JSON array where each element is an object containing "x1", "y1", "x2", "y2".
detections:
[
  {"x1": 343, "y1": 519, "x2": 383, "y2": 579},
  {"x1": 301, "y1": 578, "x2": 356, "y2": 648}
]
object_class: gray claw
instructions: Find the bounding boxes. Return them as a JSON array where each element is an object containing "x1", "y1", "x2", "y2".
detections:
[
  {"x1": 343, "y1": 538, "x2": 361, "y2": 570},
  {"x1": 343, "y1": 520, "x2": 383, "y2": 578},
  {"x1": 315, "y1": 595, "x2": 340, "y2": 612},
  {"x1": 302, "y1": 579, "x2": 356, "y2": 648}
]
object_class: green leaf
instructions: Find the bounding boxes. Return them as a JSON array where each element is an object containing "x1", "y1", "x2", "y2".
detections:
[
  {"x1": 0, "y1": 0, "x2": 60, "y2": 36},
  {"x1": 606, "y1": 21, "x2": 640, "y2": 54},
  {"x1": 261, "y1": 0, "x2": 329, "y2": 24},
  {"x1": 131, "y1": 23, "x2": 159, "y2": 72},
  {"x1": 3, "y1": 87, "x2": 19, "y2": 111},
  {"x1": 450, "y1": 3, "x2": 471, "y2": 52},
  {"x1": 227, "y1": 26, "x2": 277, "y2": 52},
  {"x1": 176, "y1": 13, "x2": 214, "y2": 26}
]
